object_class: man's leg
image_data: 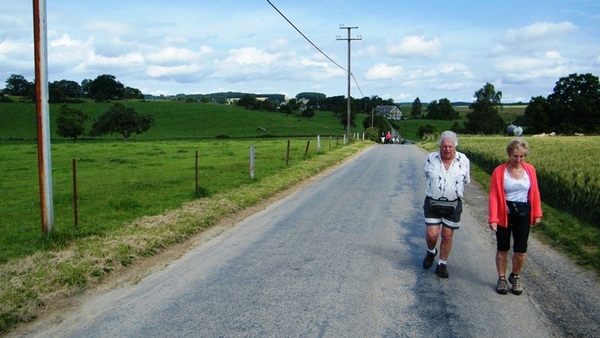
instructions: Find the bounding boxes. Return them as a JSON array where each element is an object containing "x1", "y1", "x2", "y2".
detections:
[
  {"x1": 439, "y1": 226, "x2": 454, "y2": 261},
  {"x1": 423, "y1": 224, "x2": 440, "y2": 269},
  {"x1": 426, "y1": 224, "x2": 440, "y2": 250}
]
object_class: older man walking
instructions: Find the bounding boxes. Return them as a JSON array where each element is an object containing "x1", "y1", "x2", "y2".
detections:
[{"x1": 422, "y1": 131, "x2": 471, "y2": 278}]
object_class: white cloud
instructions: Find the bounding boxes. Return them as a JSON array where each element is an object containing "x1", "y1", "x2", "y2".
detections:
[
  {"x1": 50, "y1": 34, "x2": 80, "y2": 47},
  {"x1": 545, "y1": 51, "x2": 561, "y2": 59},
  {"x1": 146, "y1": 64, "x2": 204, "y2": 79},
  {"x1": 396, "y1": 92, "x2": 413, "y2": 100},
  {"x1": 389, "y1": 36, "x2": 442, "y2": 58},
  {"x1": 146, "y1": 47, "x2": 206, "y2": 65},
  {"x1": 0, "y1": 39, "x2": 29, "y2": 55},
  {"x1": 365, "y1": 63, "x2": 403, "y2": 80},
  {"x1": 491, "y1": 21, "x2": 579, "y2": 56},
  {"x1": 502, "y1": 21, "x2": 578, "y2": 44},
  {"x1": 493, "y1": 55, "x2": 569, "y2": 83},
  {"x1": 72, "y1": 51, "x2": 144, "y2": 74},
  {"x1": 223, "y1": 47, "x2": 281, "y2": 65}
]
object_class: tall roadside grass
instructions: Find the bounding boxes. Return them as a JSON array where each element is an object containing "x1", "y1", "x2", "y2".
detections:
[
  {"x1": 0, "y1": 139, "x2": 372, "y2": 334},
  {"x1": 420, "y1": 136, "x2": 600, "y2": 276}
]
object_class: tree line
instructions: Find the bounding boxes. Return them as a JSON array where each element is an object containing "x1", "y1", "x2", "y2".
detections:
[
  {"x1": 2, "y1": 74, "x2": 143, "y2": 103},
  {"x1": 3, "y1": 72, "x2": 598, "y2": 140},
  {"x1": 407, "y1": 73, "x2": 600, "y2": 137}
]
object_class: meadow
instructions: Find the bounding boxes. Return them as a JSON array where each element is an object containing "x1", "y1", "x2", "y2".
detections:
[{"x1": 0, "y1": 138, "x2": 348, "y2": 263}]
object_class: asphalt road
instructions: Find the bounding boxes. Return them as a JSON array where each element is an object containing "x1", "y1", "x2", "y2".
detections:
[{"x1": 11, "y1": 145, "x2": 600, "y2": 337}]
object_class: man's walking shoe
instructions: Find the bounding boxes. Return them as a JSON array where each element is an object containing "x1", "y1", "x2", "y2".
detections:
[
  {"x1": 422, "y1": 249, "x2": 437, "y2": 269},
  {"x1": 509, "y1": 273, "x2": 523, "y2": 295},
  {"x1": 435, "y1": 263, "x2": 449, "y2": 278},
  {"x1": 496, "y1": 277, "x2": 508, "y2": 294}
]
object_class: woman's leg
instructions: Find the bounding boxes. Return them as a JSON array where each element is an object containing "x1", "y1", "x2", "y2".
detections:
[{"x1": 496, "y1": 250, "x2": 509, "y2": 277}]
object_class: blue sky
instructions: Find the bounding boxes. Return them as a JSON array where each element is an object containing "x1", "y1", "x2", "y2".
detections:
[{"x1": 1, "y1": 0, "x2": 599, "y2": 102}]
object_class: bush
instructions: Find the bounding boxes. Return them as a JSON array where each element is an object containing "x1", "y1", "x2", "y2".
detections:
[
  {"x1": 364, "y1": 127, "x2": 379, "y2": 142},
  {"x1": 417, "y1": 124, "x2": 439, "y2": 140}
]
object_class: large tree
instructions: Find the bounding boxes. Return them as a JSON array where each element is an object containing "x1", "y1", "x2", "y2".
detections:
[
  {"x1": 464, "y1": 83, "x2": 505, "y2": 134},
  {"x1": 123, "y1": 86, "x2": 144, "y2": 100},
  {"x1": 52, "y1": 79, "x2": 83, "y2": 98},
  {"x1": 411, "y1": 97, "x2": 422, "y2": 118},
  {"x1": 546, "y1": 73, "x2": 600, "y2": 134},
  {"x1": 425, "y1": 98, "x2": 458, "y2": 120},
  {"x1": 4, "y1": 74, "x2": 34, "y2": 97},
  {"x1": 237, "y1": 94, "x2": 256, "y2": 109},
  {"x1": 55, "y1": 104, "x2": 88, "y2": 142},
  {"x1": 295, "y1": 92, "x2": 326, "y2": 101},
  {"x1": 90, "y1": 103, "x2": 155, "y2": 141},
  {"x1": 522, "y1": 96, "x2": 551, "y2": 134},
  {"x1": 88, "y1": 74, "x2": 125, "y2": 101}
]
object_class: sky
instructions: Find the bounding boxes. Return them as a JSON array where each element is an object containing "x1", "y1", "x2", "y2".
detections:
[{"x1": 1, "y1": 0, "x2": 599, "y2": 103}]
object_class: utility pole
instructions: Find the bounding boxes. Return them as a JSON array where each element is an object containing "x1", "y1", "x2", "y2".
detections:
[
  {"x1": 337, "y1": 26, "x2": 361, "y2": 143},
  {"x1": 33, "y1": 0, "x2": 55, "y2": 234}
]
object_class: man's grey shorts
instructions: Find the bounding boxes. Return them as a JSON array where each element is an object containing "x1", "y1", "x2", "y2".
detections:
[{"x1": 423, "y1": 196, "x2": 463, "y2": 229}]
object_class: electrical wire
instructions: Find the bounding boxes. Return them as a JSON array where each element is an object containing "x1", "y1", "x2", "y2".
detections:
[
  {"x1": 266, "y1": 0, "x2": 365, "y2": 98},
  {"x1": 266, "y1": 0, "x2": 346, "y2": 72}
]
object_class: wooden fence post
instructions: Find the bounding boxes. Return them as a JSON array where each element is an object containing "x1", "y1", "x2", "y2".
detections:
[
  {"x1": 304, "y1": 140, "x2": 310, "y2": 157},
  {"x1": 286, "y1": 140, "x2": 290, "y2": 166},
  {"x1": 72, "y1": 158, "x2": 78, "y2": 228}
]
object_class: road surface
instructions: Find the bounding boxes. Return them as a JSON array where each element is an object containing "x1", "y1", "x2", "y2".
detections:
[{"x1": 10, "y1": 145, "x2": 600, "y2": 337}]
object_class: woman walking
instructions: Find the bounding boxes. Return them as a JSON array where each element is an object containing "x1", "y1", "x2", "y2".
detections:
[{"x1": 488, "y1": 138, "x2": 542, "y2": 295}]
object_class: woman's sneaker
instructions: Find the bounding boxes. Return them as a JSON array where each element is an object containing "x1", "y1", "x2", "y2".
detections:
[
  {"x1": 496, "y1": 277, "x2": 508, "y2": 294},
  {"x1": 509, "y1": 273, "x2": 523, "y2": 295}
]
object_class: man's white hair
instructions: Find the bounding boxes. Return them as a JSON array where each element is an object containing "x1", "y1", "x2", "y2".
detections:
[{"x1": 438, "y1": 130, "x2": 459, "y2": 147}]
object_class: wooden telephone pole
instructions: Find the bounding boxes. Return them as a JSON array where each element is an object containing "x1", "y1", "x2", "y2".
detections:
[{"x1": 337, "y1": 26, "x2": 361, "y2": 143}]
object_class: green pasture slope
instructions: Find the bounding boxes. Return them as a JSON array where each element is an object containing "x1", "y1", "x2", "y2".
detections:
[{"x1": 0, "y1": 100, "x2": 359, "y2": 141}]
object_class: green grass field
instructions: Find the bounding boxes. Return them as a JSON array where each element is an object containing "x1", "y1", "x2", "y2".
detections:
[{"x1": 0, "y1": 137, "x2": 350, "y2": 263}]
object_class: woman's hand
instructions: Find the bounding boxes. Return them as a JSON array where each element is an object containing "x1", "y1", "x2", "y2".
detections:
[
  {"x1": 489, "y1": 223, "x2": 498, "y2": 232},
  {"x1": 532, "y1": 218, "x2": 542, "y2": 227}
]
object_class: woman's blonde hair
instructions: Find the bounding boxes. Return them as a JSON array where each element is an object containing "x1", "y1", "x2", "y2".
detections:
[{"x1": 506, "y1": 138, "x2": 530, "y2": 156}]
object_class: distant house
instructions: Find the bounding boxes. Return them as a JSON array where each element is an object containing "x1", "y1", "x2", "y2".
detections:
[{"x1": 375, "y1": 105, "x2": 402, "y2": 121}]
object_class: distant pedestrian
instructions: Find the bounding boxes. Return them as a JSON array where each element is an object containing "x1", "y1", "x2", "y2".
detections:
[
  {"x1": 381, "y1": 132, "x2": 385, "y2": 144},
  {"x1": 385, "y1": 131, "x2": 391, "y2": 144},
  {"x1": 422, "y1": 131, "x2": 471, "y2": 278},
  {"x1": 488, "y1": 138, "x2": 542, "y2": 295}
]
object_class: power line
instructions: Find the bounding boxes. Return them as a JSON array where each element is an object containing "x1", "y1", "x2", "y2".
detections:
[
  {"x1": 266, "y1": 1, "x2": 365, "y2": 98},
  {"x1": 266, "y1": 0, "x2": 346, "y2": 72}
]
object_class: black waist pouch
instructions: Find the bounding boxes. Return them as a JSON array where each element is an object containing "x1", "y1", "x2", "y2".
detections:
[
  {"x1": 429, "y1": 197, "x2": 459, "y2": 216},
  {"x1": 507, "y1": 201, "x2": 531, "y2": 217}
]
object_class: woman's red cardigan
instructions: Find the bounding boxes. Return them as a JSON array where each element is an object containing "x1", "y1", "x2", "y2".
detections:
[{"x1": 488, "y1": 162, "x2": 543, "y2": 228}]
